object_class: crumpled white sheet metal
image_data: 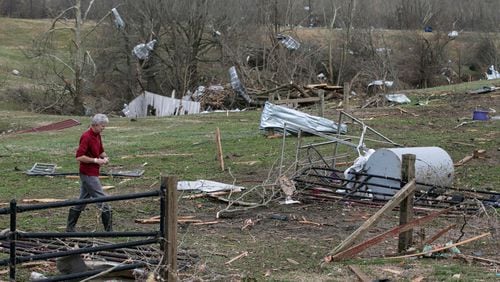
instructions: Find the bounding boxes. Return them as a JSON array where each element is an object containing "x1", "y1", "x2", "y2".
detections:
[
  {"x1": 259, "y1": 102, "x2": 347, "y2": 134},
  {"x1": 385, "y1": 93, "x2": 411, "y2": 104},
  {"x1": 177, "y1": 180, "x2": 245, "y2": 193},
  {"x1": 125, "y1": 91, "x2": 200, "y2": 117}
]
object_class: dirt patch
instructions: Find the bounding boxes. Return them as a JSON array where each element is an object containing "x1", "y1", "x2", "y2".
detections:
[{"x1": 175, "y1": 190, "x2": 498, "y2": 281}]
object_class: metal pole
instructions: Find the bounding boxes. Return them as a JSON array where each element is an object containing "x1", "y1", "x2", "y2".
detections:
[
  {"x1": 279, "y1": 123, "x2": 287, "y2": 176},
  {"x1": 294, "y1": 129, "x2": 302, "y2": 173},
  {"x1": 9, "y1": 200, "x2": 16, "y2": 281},
  {"x1": 332, "y1": 111, "x2": 344, "y2": 169}
]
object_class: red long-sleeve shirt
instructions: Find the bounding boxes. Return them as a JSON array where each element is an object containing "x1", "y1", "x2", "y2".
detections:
[{"x1": 76, "y1": 128, "x2": 104, "y2": 176}]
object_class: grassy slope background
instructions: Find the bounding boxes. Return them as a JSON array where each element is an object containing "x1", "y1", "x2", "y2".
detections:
[{"x1": 0, "y1": 17, "x2": 499, "y2": 281}]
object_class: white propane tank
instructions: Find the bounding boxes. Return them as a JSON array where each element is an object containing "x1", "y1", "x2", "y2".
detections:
[{"x1": 363, "y1": 147, "x2": 454, "y2": 200}]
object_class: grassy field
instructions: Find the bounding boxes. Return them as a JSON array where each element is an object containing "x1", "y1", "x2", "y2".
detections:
[
  {"x1": 0, "y1": 88, "x2": 498, "y2": 281},
  {"x1": 0, "y1": 17, "x2": 499, "y2": 282}
]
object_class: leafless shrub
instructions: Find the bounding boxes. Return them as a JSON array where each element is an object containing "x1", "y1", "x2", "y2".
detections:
[
  {"x1": 473, "y1": 34, "x2": 499, "y2": 71},
  {"x1": 394, "y1": 31, "x2": 454, "y2": 88}
]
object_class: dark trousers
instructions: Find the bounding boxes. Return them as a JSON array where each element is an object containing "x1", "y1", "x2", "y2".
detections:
[{"x1": 72, "y1": 174, "x2": 111, "y2": 212}]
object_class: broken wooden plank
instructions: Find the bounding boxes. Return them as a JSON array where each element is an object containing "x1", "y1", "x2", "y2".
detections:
[
  {"x1": 327, "y1": 179, "x2": 417, "y2": 257},
  {"x1": 191, "y1": 221, "x2": 221, "y2": 226},
  {"x1": 397, "y1": 107, "x2": 419, "y2": 117},
  {"x1": 348, "y1": 265, "x2": 372, "y2": 282},
  {"x1": 298, "y1": 220, "x2": 322, "y2": 226},
  {"x1": 329, "y1": 207, "x2": 451, "y2": 261},
  {"x1": 305, "y1": 83, "x2": 328, "y2": 89},
  {"x1": 386, "y1": 232, "x2": 491, "y2": 260},
  {"x1": 454, "y1": 149, "x2": 486, "y2": 167},
  {"x1": 225, "y1": 251, "x2": 248, "y2": 265},
  {"x1": 121, "y1": 153, "x2": 193, "y2": 159},
  {"x1": 65, "y1": 175, "x2": 109, "y2": 179},
  {"x1": 382, "y1": 268, "x2": 402, "y2": 275},
  {"x1": 454, "y1": 155, "x2": 473, "y2": 167},
  {"x1": 21, "y1": 198, "x2": 66, "y2": 203},
  {"x1": 458, "y1": 254, "x2": 500, "y2": 265},
  {"x1": 273, "y1": 97, "x2": 321, "y2": 105},
  {"x1": 134, "y1": 215, "x2": 197, "y2": 224},
  {"x1": 215, "y1": 127, "x2": 224, "y2": 171}
]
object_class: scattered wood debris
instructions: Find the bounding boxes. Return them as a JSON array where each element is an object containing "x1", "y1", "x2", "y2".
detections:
[
  {"x1": 386, "y1": 232, "x2": 490, "y2": 260},
  {"x1": 382, "y1": 268, "x2": 402, "y2": 275},
  {"x1": 454, "y1": 149, "x2": 487, "y2": 167},
  {"x1": 134, "y1": 215, "x2": 200, "y2": 224},
  {"x1": 348, "y1": 265, "x2": 372, "y2": 282},
  {"x1": 422, "y1": 224, "x2": 456, "y2": 246},
  {"x1": 397, "y1": 107, "x2": 419, "y2": 117},
  {"x1": 191, "y1": 221, "x2": 221, "y2": 226},
  {"x1": 326, "y1": 180, "x2": 417, "y2": 260},
  {"x1": 327, "y1": 207, "x2": 451, "y2": 261},
  {"x1": 121, "y1": 153, "x2": 193, "y2": 159},
  {"x1": 21, "y1": 198, "x2": 66, "y2": 203},
  {"x1": 241, "y1": 218, "x2": 260, "y2": 230},
  {"x1": 225, "y1": 251, "x2": 248, "y2": 265},
  {"x1": 411, "y1": 276, "x2": 425, "y2": 282}
]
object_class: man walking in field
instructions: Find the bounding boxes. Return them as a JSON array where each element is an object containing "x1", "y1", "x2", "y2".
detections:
[{"x1": 66, "y1": 113, "x2": 113, "y2": 232}]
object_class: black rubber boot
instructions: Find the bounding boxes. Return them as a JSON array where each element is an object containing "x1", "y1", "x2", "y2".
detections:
[
  {"x1": 101, "y1": 210, "x2": 113, "y2": 232},
  {"x1": 66, "y1": 209, "x2": 81, "y2": 232}
]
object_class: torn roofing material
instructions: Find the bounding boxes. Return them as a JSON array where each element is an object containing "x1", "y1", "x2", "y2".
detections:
[
  {"x1": 17, "y1": 119, "x2": 81, "y2": 134},
  {"x1": 125, "y1": 91, "x2": 200, "y2": 117},
  {"x1": 177, "y1": 180, "x2": 245, "y2": 193},
  {"x1": 260, "y1": 102, "x2": 347, "y2": 134}
]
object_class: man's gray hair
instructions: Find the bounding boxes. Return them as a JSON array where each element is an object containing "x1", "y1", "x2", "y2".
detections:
[{"x1": 91, "y1": 114, "x2": 109, "y2": 125}]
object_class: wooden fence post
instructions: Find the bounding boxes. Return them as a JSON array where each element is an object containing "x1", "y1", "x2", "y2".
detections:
[
  {"x1": 161, "y1": 176, "x2": 178, "y2": 282},
  {"x1": 215, "y1": 128, "x2": 225, "y2": 171},
  {"x1": 318, "y1": 90, "x2": 325, "y2": 117},
  {"x1": 398, "y1": 154, "x2": 416, "y2": 252},
  {"x1": 343, "y1": 82, "x2": 350, "y2": 111}
]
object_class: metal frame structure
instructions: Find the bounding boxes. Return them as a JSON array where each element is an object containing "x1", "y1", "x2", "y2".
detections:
[{"x1": 0, "y1": 188, "x2": 168, "y2": 281}]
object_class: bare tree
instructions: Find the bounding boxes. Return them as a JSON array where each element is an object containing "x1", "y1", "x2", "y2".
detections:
[
  {"x1": 27, "y1": 0, "x2": 113, "y2": 114},
  {"x1": 336, "y1": 0, "x2": 356, "y2": 85}
]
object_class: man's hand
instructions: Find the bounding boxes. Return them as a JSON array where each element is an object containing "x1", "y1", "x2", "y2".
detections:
[{"x1": 95, "y1": 158, "x2": 109, "y2": 165}]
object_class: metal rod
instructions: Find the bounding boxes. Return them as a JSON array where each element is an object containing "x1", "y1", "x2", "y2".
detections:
[
  {"x1": 340, "y1": 111, "x2": 401, "y2": 146},
  {"x1": 3, "y1": 238, "x2": 159, "y2": 265},
  {"x1": 160, "y1": 182, "x2": 166, "y2": 240},
  {"x1": 9, "y1": 199, "x2": 17, "y2": 281},
  {"x1": 302, "y1": 167, "x2": 499, "y2": 197},
  {"x1": 33, "y1": 262, "x2": 148, "y2": 282},
  {"x1": 332, "y1": 111, "x2": 344, "y2": 169},
  {"x1": 279, "y1": 122, "x2": 287, "y2": 176},
  {"x1": 300, "y1": 139, "x2": 340, "y2": 149},
  {"x1": 7, "y1": 190, "x2": 160, "y2": 213},
  {"x1": 18, "y1": 231, "x2": 159, "y2": 239},
  {"x1": 295, "y1": 129, "x2": 302, "y2": 173}
]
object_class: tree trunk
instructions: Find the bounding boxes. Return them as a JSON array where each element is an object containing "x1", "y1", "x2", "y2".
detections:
[{"x1": 72, "y1": 0, "x2": 85, "y2": 114}]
